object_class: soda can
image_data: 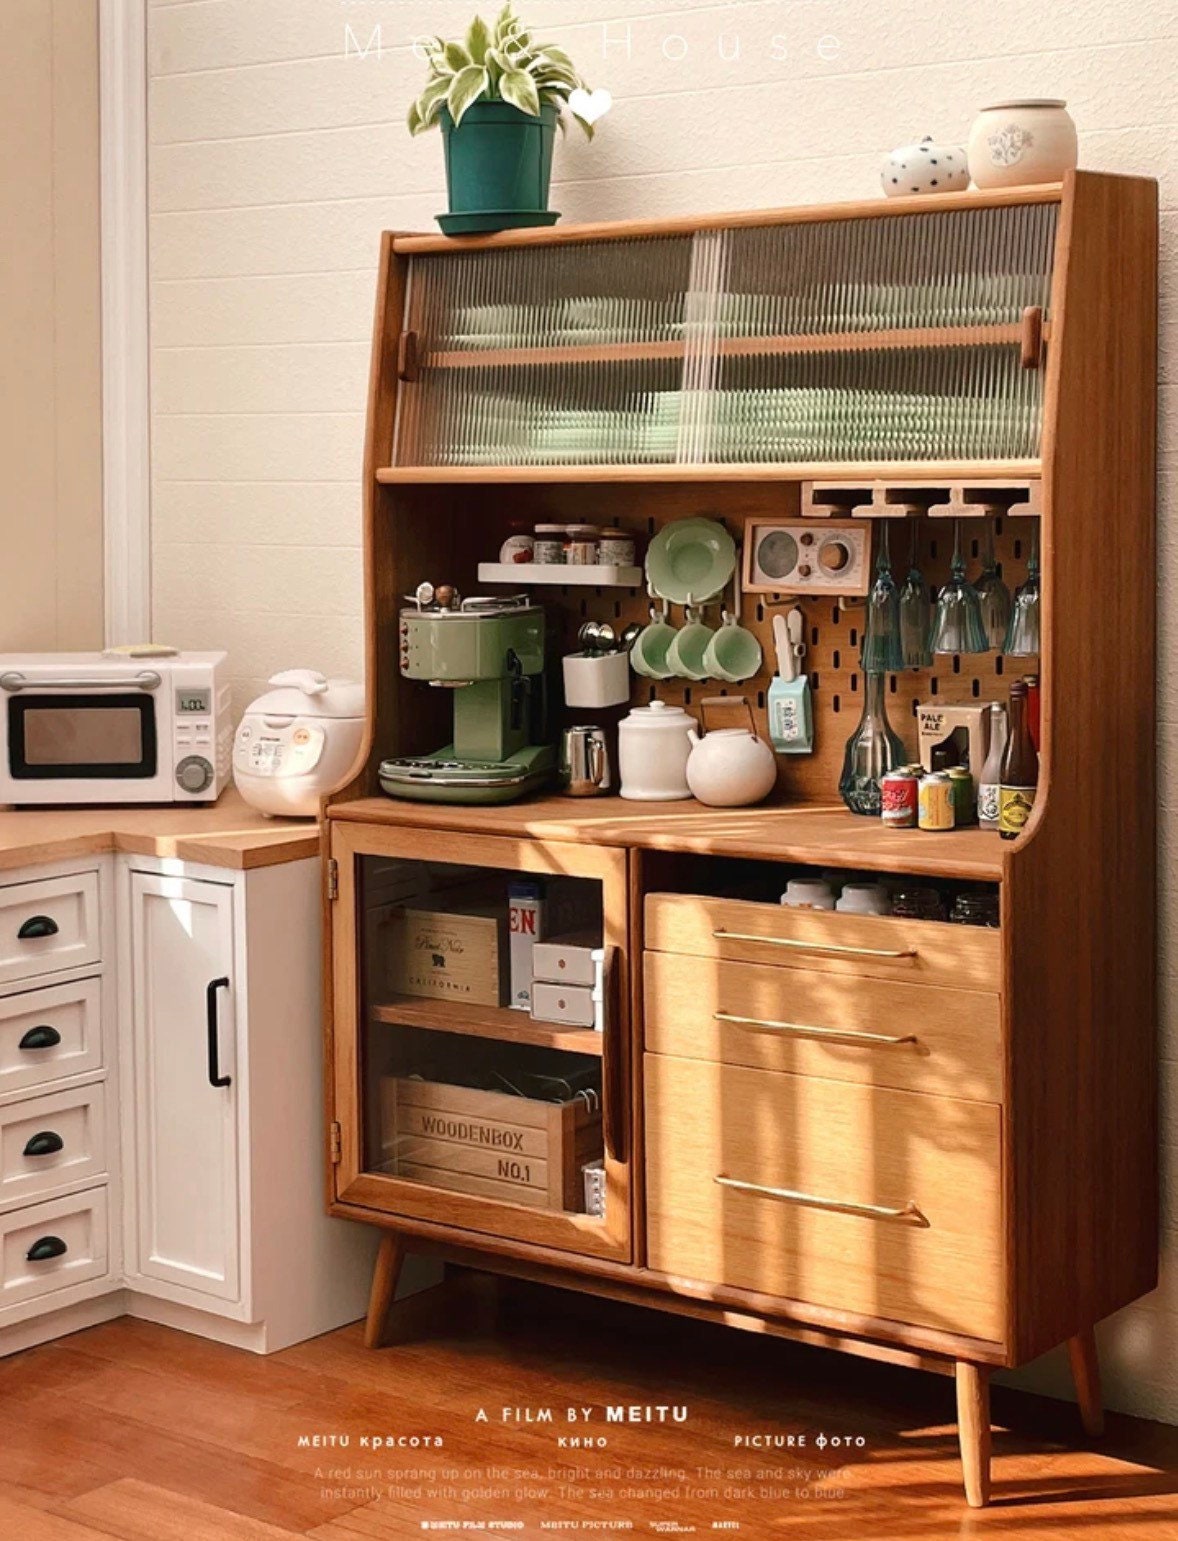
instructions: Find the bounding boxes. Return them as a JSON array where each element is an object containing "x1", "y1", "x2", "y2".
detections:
[
  {"x1": 881, "y1": 769, "x2": 919, "y2": 828},
  {"x1": 946, "y1": 766, "x2": 976, "y2": 826},
  {"x1": 918, "y1": 771, "x2": 954, "y2": 832}
]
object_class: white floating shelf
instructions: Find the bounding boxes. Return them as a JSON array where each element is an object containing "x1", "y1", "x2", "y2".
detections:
[{"x1": 477, "y1": 562, "x2": 643, "y2": 587}]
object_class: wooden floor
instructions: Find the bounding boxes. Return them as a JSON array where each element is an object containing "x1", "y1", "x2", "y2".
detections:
[{"x1": 2, "y1": 1275, "x2": 1177, "y2": 1540}]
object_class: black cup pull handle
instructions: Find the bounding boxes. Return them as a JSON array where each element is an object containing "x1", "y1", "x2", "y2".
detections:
[
  {"x1": 23, "y1": 1131, "x2": 64, "y2": 1158},
  {"x1": 27, "y1": 1235, "x2": 67, "y2": 1262},
  {"x1": 18, "y1": 1025, "x2": 61, "y2": 1051},
  {"x1": 206, "y1": 976, "x2": 232, "y2": 1088},
  {"x1": 18, "y1": 916, "x2": 59, "y2": 941}
]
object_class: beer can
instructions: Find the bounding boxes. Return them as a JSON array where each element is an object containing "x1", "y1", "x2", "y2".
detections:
[
  {"x1": 881, "y1": 769, "x2": 919, "y2": 828},
  {"x1": 918, "y1": 771, "x2": 954, "y2": 832},
  {"x1": 946, "y1": 766, "x2": 976, "y2": 826}
]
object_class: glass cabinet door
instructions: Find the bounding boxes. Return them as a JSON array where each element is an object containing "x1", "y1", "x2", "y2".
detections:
[{"x1": 329, "y1": 822, "x2": 631, "y2": 1262}]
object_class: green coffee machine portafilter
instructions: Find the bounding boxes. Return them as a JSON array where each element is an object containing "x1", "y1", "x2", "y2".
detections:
[{"x1": 379, "y1": 588, "x2": 554, "y2": 804}]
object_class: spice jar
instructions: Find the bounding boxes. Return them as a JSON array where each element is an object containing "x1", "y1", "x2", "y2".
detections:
[
  {"x1": 598, "y1": 528, "x2": 636, "y2": 567},
  {"x1": 533, "y1": 524, "x2": 567, "y2": 565},
  {"x1": 565, "y1": 524, "x2": 600, "y2": 566}
]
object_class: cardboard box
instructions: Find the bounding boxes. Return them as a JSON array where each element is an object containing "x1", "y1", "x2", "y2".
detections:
[
  {"x1": 388, "y1": 905, "x2": 508, "y2": 1007},
  {"x1": 508, "y1": 880, "x2": 544, "y2": 1012}
]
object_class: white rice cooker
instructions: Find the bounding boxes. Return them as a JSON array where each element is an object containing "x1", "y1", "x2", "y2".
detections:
[{"x1": 233, "y1": 670, "x2": 365, "y2": 818}]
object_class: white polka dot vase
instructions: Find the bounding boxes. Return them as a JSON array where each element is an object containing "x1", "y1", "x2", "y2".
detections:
[
  {"x1": 881, "y1": 137, "x2": 970, "y2": 197},
  {"x1": 967, "y1": 100, "x2": 1078, "y2": 189}
]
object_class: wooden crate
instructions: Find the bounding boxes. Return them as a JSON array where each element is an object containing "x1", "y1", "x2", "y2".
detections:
[
  {"x1": 381, "y1": 1075, "x2": 602, "y2": 1210},
  {"x1": 387, "y1": 905, "x2": 509, "y2": 1007}
]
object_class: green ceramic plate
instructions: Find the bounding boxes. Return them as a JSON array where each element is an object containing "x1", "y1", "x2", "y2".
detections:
[{"x1": 646, "y1": 517, "x2": 737, "y2": 605}]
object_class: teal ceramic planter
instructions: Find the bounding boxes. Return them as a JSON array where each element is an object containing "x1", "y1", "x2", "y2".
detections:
[{"x1": 439, "y1": 101, "x2": 559, "y2": 234}]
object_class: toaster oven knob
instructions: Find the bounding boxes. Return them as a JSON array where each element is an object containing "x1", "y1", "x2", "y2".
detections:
[{"x1": 176, "y1": 755, "x2": 214, "y2": 793}]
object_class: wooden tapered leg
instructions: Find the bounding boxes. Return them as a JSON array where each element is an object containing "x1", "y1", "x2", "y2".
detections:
[
  {"x1": 1067, "y1": 1327, "x2": 1105, "y2": 1438},
  {"x1": 955, "y1": 1361, "x2": 992, "y2": 1508},
  {"x1": 364, "y1": 1233, "x2": 405, "y2": 1350}
]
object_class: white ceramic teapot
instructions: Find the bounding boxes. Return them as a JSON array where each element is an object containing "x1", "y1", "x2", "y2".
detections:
[
  {"x1": 617, "y1": 699, "x2": 696, "y2": 801},
  {"x1": 685, "y1": 697, "x2": 777, "y2": 808}
]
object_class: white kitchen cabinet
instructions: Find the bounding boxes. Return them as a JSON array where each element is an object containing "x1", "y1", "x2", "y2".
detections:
[
  {"x1": 127, "y1": 871, "x2": 239, "y2": 1300},
  {"x1": 118, "y1": 855, "x2": 381, "y2": 1352}
]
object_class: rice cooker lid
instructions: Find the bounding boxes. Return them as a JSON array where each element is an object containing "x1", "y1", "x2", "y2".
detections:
[{"x1": 246, "y1": 670, "x2": 365, "y2": 721}]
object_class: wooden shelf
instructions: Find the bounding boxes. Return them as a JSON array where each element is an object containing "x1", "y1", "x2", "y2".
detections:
[
  {"x1": 422, "y1": 324, "x2": 1042, "y2": 373},
  {"x1": 372, "y1": 994, "x2": 603, "y2": 1055},
  {"x1": 377, "y1": 459, "x2": 1043, "y2": 487},
  {"x1": 477, "y1": 562, "x2": 642, "y2": 587},
  {"x1": 333, "y1": 796, "x2": 1007, "y2": 882}
]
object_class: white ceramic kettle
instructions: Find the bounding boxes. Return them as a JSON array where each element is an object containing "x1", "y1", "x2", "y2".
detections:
[
  {"x1": 617, "y1": 700, "x2": 696, "y2": 801},
  {"x1": 686, "y1": 697, "x2": 777, "y2": 808}
]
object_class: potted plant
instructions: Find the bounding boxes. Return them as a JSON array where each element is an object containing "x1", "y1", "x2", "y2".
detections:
[{"x1": 408, "y1": 4, "x2": 595, "y2": 234}]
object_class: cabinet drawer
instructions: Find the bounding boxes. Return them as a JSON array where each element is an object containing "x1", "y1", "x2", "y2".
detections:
[
  {"x1": 645, "y1": 1054, "x2": 1004, "y2": 1342},
  {"x1": 0, "y1": 871, "x2": 101, "y2": 987},
  {"x1": 0, "y1": 1084, "x2": 107, "y2": 1210},
  {"x1": 644, "y1": 951, "x2": 1001, "y2": 1103},
  {"x1": 645, "y1": 892, "x2": 999, "y2": 991},
  {"x1": 0, "y1": 1186, "x2": 109, "y2": 1308},
  {"x1": 0, "y1": 977, "x2": 104, "y2": 1097}
]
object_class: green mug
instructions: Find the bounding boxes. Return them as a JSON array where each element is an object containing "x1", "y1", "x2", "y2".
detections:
[
  {"x1": 702, "y1": 611, "x2": 763, "y2": 683},
  {"x1": 630, "y1": 606, "x2": 677, "y2": 680},
  {"x1": 666, "y1": 606, "x2": 713, "y2": 681}
]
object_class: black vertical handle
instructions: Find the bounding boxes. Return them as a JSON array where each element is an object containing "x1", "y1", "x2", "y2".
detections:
[{"x1": 206, "y1": 977, "x2": 232, "y2": 1088}]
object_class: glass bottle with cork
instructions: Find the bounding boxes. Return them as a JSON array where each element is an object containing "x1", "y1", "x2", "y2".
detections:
[{"x1": 998, "y1": 680, "x2": 1039, "y2": 840}]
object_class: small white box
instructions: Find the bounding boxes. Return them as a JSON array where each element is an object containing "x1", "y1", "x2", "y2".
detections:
[
  {"x1": 532, "y1": 932, "x2": 600, "y2": 988},
  {"x1": 531, "y1": 981, "x2": 596, "y2": 1028}
]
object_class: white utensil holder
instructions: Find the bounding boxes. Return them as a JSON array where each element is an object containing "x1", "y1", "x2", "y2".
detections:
[{"x1": 563, "y1": 650, "x2": 631, "y2": 709}]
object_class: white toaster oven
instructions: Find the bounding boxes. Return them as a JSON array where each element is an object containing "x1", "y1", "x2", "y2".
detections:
[{"x1": 0, "y1": 652, "x2": 231, "y2": 805}]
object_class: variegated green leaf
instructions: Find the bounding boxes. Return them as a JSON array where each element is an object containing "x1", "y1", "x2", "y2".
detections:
[
  {"x1": 443, "y1": 41, "x2": 471, "y2": 71},
  {"x1": 499, "y1": 67, "x2": 540, "y2": 117},
  {"x1": 571, "y1": 112, "x2": 595, "y2": 140},
  {"x1": 407, "y1": 101, "x2": 423, "y2": 135},
  {"x1": 418, "y1": 75, "x2": 450, "y2": 127},
  {"x1": 466, "y1": 15, "x2": 490, "y2": 63},
  {"x1": 447, "y1": 63, "x2": 490, "y2": 126}
]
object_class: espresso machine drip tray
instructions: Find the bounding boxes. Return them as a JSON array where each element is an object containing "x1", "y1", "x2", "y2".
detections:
[{"x1": 379, "y1": 752, "x2": 552, "y2": 805}]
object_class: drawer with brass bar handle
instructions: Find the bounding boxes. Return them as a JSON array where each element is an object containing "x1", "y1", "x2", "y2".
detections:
[
  {"x1": 643, "y1": 950, "x2": 1002, "y2": 1103},
  {"x1": 644, "y1": 892, "x2": 1000, "y2": 992},
  {"x1": 644, "y1": 1053, "x2": 1004, "y2": 1341}
]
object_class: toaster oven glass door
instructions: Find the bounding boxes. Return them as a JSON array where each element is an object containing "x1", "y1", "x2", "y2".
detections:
[{"x1": 8, "y1": 693, "x2": 159, "y2": 779}]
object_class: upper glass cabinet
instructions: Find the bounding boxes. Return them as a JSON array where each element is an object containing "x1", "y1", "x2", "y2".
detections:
[{"x1": 389, "y1": 200, "x2": 1059, "y2": 472}]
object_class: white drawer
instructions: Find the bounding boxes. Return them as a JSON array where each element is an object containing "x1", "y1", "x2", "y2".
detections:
[
  {"x1": 0, "y1": 1187, "x2": 109, "y2": 1308},
  {"x1": 0, "y1": 871, "x2": 101, "y2": 987},
  {"x1": 0, "y1": 1084, "x2": 107, "y2": 1210},
  {"x1": 0, "y1": 977, "x2": 104, "y2": 1097}
]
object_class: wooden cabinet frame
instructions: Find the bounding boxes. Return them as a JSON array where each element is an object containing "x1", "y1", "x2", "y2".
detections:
[{"x1": 328, "y1": 822, "x2": 631, "y2": 1262}]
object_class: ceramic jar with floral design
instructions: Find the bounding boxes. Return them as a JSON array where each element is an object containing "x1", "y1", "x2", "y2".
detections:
[{"x1": 967, "y1": 99, "x2": 1078, "y2": 188}]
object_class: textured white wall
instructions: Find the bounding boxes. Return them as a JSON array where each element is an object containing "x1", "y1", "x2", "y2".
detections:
[{"x1": 148, "y1": 0, "x2": 1178, "y2": 1420}]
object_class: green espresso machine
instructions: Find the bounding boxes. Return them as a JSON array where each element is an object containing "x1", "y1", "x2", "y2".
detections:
[{"x1": 379, "y1": 589, "x2": 555, "y2": 804}]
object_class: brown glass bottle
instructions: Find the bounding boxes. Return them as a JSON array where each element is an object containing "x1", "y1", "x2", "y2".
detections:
[{"x1": 998, "y1": 680, "x2": 1039, "y2": 840}]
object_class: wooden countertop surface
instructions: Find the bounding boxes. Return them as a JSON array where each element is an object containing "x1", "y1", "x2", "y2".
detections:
[
  {"x1": 329, "y1": 795, "x2": 1007, "y2": 881},
  {"x1": 0, "y1": 788, "x2": 320, "y2": 873}
]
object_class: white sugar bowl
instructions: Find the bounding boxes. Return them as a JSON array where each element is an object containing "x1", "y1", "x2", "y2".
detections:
[
  {"x1": 968, "y1": 100, "x2": 1077, "y2": 188},
  {"x1": 617, "y1": 700, "x2": 696, "y2": 801},
  {"x1": 881, "y1": 137, "x2": 969, "y2": 197}
]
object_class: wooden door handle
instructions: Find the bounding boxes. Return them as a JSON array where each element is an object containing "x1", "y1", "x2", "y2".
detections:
[{"x1": 1020, "y1": 305, "x2": 1044, "y2": 369}]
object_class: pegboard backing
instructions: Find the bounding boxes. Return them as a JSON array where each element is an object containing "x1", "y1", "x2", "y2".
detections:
[{"x1": 391, "y1": 481, "x2": 1039, "y2": 806}]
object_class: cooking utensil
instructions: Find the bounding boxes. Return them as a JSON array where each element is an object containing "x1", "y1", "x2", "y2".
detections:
[{"x1": 685, "y1": 696, "x2": 776, "y2": 807}]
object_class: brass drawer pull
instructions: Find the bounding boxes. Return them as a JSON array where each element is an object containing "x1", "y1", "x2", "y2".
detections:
[
  {"x1": 713, "y1": 1011, "x2": 917, "y2": 1048},
  {"x1": 712, "y1": 928, "x2": 916, "y2": 961},
  {"x1": 714, "y1": 1174, "x2": 929, "y2": 1227}
]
